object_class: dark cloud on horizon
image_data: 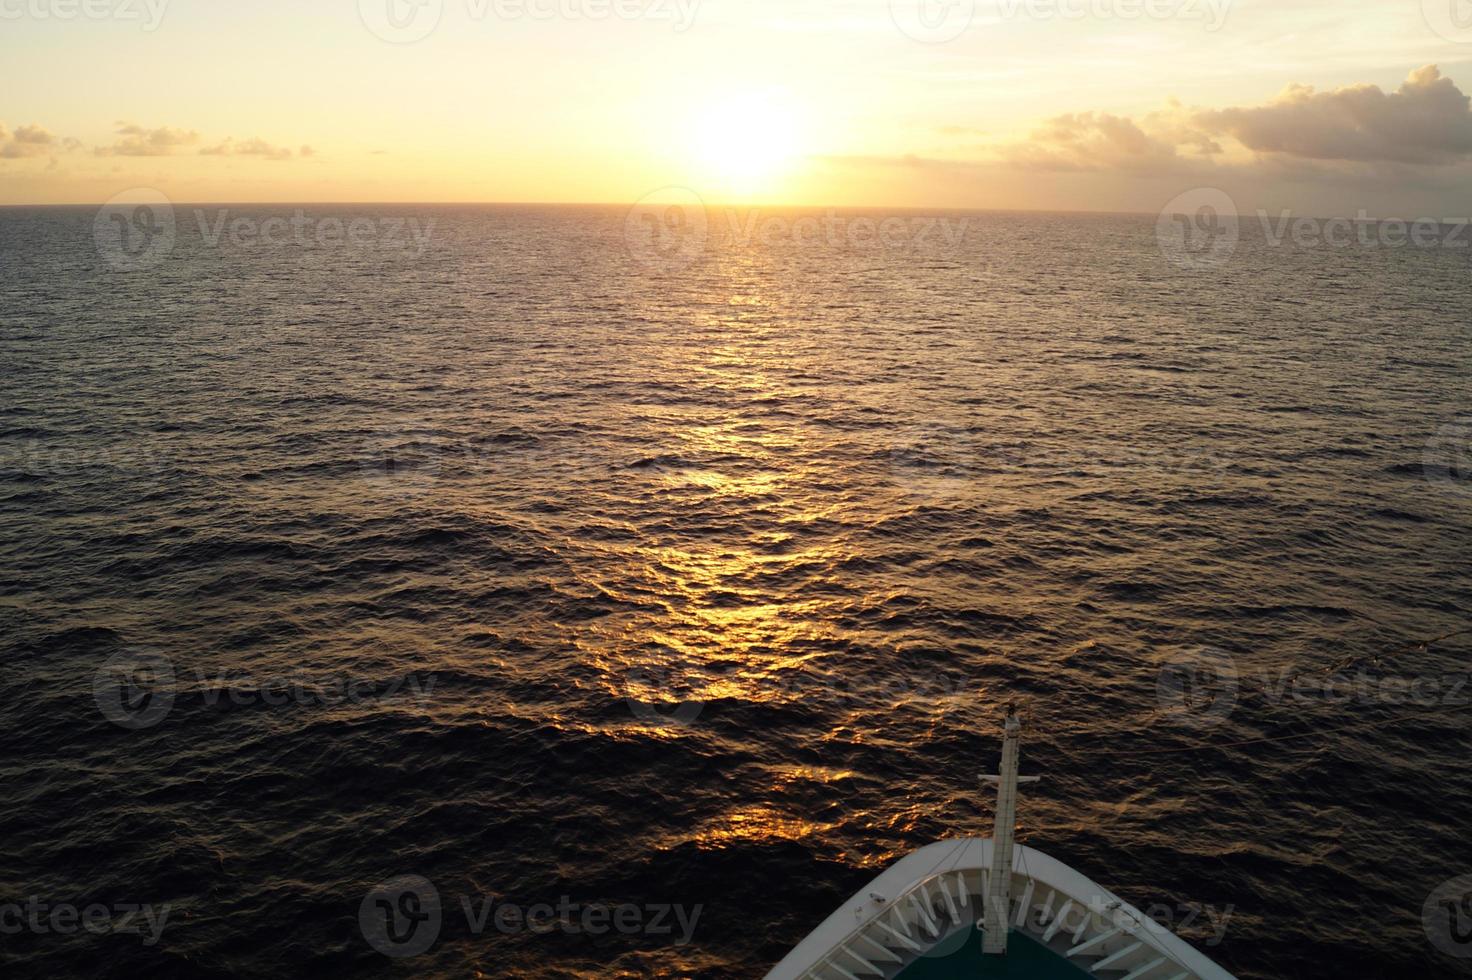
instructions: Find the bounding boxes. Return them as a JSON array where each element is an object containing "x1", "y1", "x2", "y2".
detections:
[
  {"x1": 873, "y1": 65, "x2": 1472, "y2": 183},
  {"x1": 1199, "y1": 65, "x2": 1472, "y2": 166}
]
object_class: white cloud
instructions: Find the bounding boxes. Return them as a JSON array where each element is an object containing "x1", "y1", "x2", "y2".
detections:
[
  {"x1": 199, "y1": 137, "x2": 298, "y2": 161},
  {"x1": 95, "y1": 122, "x2": 201, "y2": 156},
  {"x1": 0, "y1": 123, "x2": 62, "y2": 159}
]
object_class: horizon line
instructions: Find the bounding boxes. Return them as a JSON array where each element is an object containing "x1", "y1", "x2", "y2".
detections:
[{"x1": 0, "y1": 199, "x2": 1169, "y2": 219}]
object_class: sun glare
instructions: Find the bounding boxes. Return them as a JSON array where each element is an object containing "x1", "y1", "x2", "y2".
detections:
[{"x1": 691, "y1": 91, "x2": 804, "y2": 197}]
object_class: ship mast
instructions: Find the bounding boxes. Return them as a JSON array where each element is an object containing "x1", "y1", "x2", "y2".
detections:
[{"x1": 981, "y1": 706, "x2": 1040, "y2": 955}]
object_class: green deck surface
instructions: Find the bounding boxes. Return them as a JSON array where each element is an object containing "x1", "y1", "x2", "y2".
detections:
[{"x1": 895, "y1": 928, "x2": 1095, "y2": 979}]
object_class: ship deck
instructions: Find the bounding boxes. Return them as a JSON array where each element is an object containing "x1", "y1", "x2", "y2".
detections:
[
  {"x1": 765, "y1": 838, "x2": 1237, "y2": 980},
  {"x1": 896, "y1": 928, "x2": 1094, "y2": 979}
]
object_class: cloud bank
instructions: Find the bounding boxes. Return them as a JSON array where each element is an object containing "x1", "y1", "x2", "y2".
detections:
[
  {"x1": 1, "y1": 121, "x2": 313, "y2": 165},
  {"x1": 1198, "y1": 65, "x2": 1472, "y2": 166},
  {"x1": 1001, "y1": 65, "x2": 1472, "y2": 175},
  {"x1": 96, "y1": 122, "x2": 201, "y2": 157},
  {"x1": 199, "y1": 137, "x2": 312, "y2": 161},
  {"x1": 1001, "y1": 104, "x2": 1220, "y2": 173},
  {"x1": 0, "y1": 123, "x2": 70, "y2": 159}
]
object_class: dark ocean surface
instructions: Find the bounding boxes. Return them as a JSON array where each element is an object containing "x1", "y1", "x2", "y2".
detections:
[{"x1": 2, "y1": 203, "x2": 1471, "y2": 978}]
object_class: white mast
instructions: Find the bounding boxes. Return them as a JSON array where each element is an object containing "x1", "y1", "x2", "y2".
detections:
[{"x1": 981, "y1": 706, "x2": 1040, "y2": 955}]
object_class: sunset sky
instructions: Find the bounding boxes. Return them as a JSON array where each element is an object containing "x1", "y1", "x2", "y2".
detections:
[{"x1": 5, "y1": 0, "x2": 1472, "y2": 214}]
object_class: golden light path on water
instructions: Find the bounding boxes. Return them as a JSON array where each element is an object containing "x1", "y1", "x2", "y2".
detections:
[{"x1": 566, "y1": 243, "x2": 947, "y2": 866}]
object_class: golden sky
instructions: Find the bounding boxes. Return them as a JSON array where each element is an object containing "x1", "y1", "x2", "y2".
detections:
[{"x1": 4, "y1": 0, "x2": 1472, "y2": 213}]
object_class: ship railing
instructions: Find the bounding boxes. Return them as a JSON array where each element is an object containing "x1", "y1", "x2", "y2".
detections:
[{"x1": 801, "y1": 858, "x2": 1213, "y2": 980}]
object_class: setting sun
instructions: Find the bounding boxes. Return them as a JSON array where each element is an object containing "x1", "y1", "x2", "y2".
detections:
[{"x1": 690, "y1": 90, "x2": 805, "y2": 197}]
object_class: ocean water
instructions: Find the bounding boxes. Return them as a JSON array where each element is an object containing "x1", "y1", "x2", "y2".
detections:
[{"x1": 2, "y1": 203, "x2": 1471, "y2": 979}]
